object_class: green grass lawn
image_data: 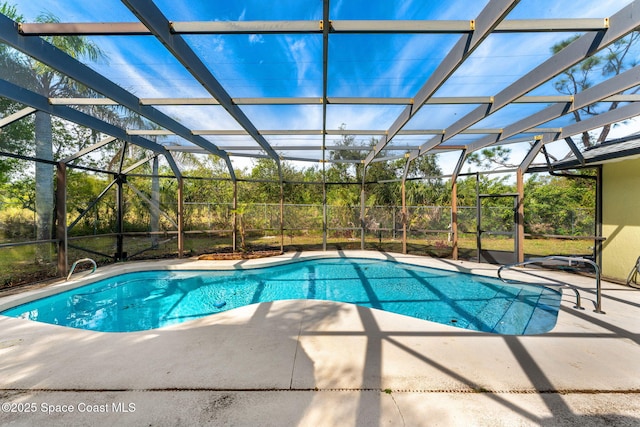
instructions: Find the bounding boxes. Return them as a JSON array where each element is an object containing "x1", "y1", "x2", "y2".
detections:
[{"x1": 0, "y1": 233, "x2": 594, "y2": 289}]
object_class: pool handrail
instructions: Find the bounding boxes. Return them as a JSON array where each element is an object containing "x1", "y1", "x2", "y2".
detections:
[
  {"x1": 626, "y1": 256, "x2": 640, "y2": 289},
  {"x1": 497, "y1": 256, "x2": 603, "y2": 314},
  {"x1": 66, "y1": 258, "x2": 97, "y2": 281}
]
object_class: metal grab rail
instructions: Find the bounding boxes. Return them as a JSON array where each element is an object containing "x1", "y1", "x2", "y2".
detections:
[
  {"x1": 497, "y1": 256, "x2": 603, "y2": 314},
  {"x1": 66, "y1": 258, "x2": 97, "y2": 281},
  {"x1": 626, "y1": 256, "x2": 640, "y2": 289}
]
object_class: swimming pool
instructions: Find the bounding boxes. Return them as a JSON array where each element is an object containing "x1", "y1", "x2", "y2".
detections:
[{"x1": 0, "y1": 257, "x2": 561, "y2": 334}]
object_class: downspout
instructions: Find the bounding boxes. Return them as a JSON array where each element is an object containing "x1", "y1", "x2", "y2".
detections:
[
  {"x1": 541, "y1": 145, "x2": 596, "y2": 181},
  {"x1": 541, "y1": 142, "x2": 601, "y2": 264},
  {"x1": 595, "y1": 165, "x2": 603, "y2": 269}
]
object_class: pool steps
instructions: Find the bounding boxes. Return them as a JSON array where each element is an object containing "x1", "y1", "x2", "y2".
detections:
[{"x1": 497, "y1": 256, "x2": 602, "y2": 313}]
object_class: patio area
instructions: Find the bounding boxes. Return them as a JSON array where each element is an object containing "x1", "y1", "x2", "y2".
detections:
[
  {"x1": 1, "y1": 251, "x2": 639, "y2": 426},
  {"x1": 2, "y1": 1, "x2": 640, "y2": 424}
]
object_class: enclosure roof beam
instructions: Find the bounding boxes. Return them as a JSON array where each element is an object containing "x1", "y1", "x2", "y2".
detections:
[
  {"x1": 559, "y1": 102, "x2": 640, "y2": 141},
  {"x1": 62, "y1": 136, "x2": 116, "y2": 163},
  {"x1": 229, "y1": 128, "x2": 554, "y2": 137},
  {"x1": 563, "y1": 137, "x2": 586, "y2": 166},
  {"x1": 67, "y1": 179, "x2": 119, "y2": 232},
  {"x1": 399, "y1": 156, "x2": 411, "y2": 186},
  {"x1": 165, "y1": 144, "x2": 465, "y2": 153},
  {"x1": 0, "y1": 106, "x2": 36, "y2": 128},
  {"x1": 48, "y1": 93, "x2": 640, "y2": 106},
  {"x1": 161, "y1": 152, "x2": 182, "y2": 181},
  {"x1": 540, "y1": 132, "x2": 562, "y2": 144},
  {"x1": 370, "y1": 154, "x2": 408, "y2": 163},
  {"x1": 49, "y1": 98, "x2": 119, "y2": 105},
  {"x1": 0, "y1": 78, "x2": 182, "y2": 179},
  {"x1": 17, "y1": 18, "x2": 609, "y2": 36},
  {"x1": 19, "y1": 22, "x2": 151, "y2": 35},
  {"x1": 0, "y1": 12, "x2": 231, "y2": 181},
  {"x1": 222, "y1": 150, "x2": 367, "y2": 164},
  {"x1": 519, "y1": 137, "x2": 545, "y2": 171},
  {"x1": 365, "y1": 0, "x2": 519, "y2": 167},
  {"x1": 125, "y1": 182, "x2": 179, "y2": 229},
  {"x1": 0, "y1": 79, "x2": 157, "y2": 154},
  {"x1": 121, "y1": 0, "x2": 281, "y2": 170},
  {"x1": 127, "y1": 129, "x2": 177, "y2": 136},
  {"x1": 127, "y1": 128, "x2": 556, "y2": 136},
  {"x1": 451, "y1": 149, "x2": 468, "y2": 183},
  {"x1": 465, "y1": 63, "x2": 640, "y2": 153},
  {"x1": 409, "y1": 0, "x2": 640, "y2": 161},
  {"x1": 121, "y1": 155, "x2": 157, "y2": 175}
]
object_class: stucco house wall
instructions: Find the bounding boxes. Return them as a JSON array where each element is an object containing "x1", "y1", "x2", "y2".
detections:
[{"x1": 602, "y1": 157, "x2": 640, "y2": 282}]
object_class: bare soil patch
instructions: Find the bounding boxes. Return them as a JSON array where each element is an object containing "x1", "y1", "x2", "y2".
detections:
[{"x1": 197, "y1": 250, "x2": 283, "y2": 261}]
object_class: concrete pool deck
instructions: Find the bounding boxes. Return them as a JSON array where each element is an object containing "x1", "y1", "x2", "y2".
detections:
[{"x1": 0, "y1": 250, "x2": 639, "y2": 426}]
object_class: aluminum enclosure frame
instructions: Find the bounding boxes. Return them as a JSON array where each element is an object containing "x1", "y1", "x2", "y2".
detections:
[{"x1": 0, "y1": 0, "x2": 639, "y2": 272}]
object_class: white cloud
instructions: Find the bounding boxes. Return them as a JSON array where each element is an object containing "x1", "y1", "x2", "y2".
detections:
[
  {"x1": 609, "y1": 117, "x2": 640, "y2": 138},
  {"x1": 248, "y1": 34, "x2": 264, "y2": 44},
  {"x1": 13, "y1": 0, "x2": 638, "y2": 172},
  {"x1": 433, "y1": 31, "x2": 562, "y2": 98},
  {"x1": 92, "y1": 38, "x2": 203, "y2": 98},
  {"x1": 326, "y1": 105, "x2": 406, "y2": 131},
  {"x1": 16, "y1": 0, "x2": 136, "y2": 22},
  {"x1": 279, "y1": 35, "x2": 321, "y2": 96},
  {"x1": 435, "y1": 0, "x2": 486, "y2": 20},
  {"x1": 511, "y1": 1, "x2": 632, "y2": 19},
  {"x1": 286, "y1": 37, "x2": 308, "y2": 81}
]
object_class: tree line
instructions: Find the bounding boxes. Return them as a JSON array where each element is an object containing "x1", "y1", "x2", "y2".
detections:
[{"x1": 2, "y1": 3, "x2": 637, "y2": 245}]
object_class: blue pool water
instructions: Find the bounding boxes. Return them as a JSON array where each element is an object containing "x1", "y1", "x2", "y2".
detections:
[{"x1": 1, "y1": 258, "x2": 561, "y2": 334}]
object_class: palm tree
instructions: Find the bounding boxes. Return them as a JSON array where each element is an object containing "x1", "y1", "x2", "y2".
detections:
[
  {"x1": 231, "y1": 204, "x2": 248, "y2": 252},
  {"x1": 1, "y1": 4, "x2": 103, "y2": 259}
]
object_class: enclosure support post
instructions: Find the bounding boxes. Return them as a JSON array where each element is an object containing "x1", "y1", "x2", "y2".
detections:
[
  {"x1": 516, "y1": 168, "x2": 525, "y2": 263},
  {"x1": 115, "y1": 174, "x2": 125, "y2": 261},
  {"x1": 476, "y1": 172, "x2": 481, "y2": 262},
  {"x1": 56, "y1": 162, "x2": 68, "y2": 276},
  {"x1": 392, "y1": 209, "x2": 396, "y2": 240},
  {"x1": 321, "y1": 0, "x2": 329, "y2": 251},
  {"x1": 177, "y1": 177, "x2": 184, "y2": 258},
  {"x1": 232, "y1": 181, "x2": 237, "y2": 252},
  {"x1": 150, "y1": 156, "x2": 160, "y2": 248},
  {"x1": 452, "y1": 181, "x2": 459, "y2": 260},
  {"x1": 115, "y1": 141, "x2": 127, "y2": 261},
  {"x1": 451, "y1": 150, "x2": 466, "y2": 261},
  {"x1": 595, "y1": 165, "x2": 603, "y2": 268},
  {"x1": 514, "y1": 137, "x2": 544, "y2": 264},
  {"x1": 401, "y1": 157, "x2": 411, "y2": 254},
  {"x1": 280, "y1": 180, "x2": 284, "y2": 253},
  {"x1": 322, "y1": 171, "x2": 327, "y2": 251},
  {"x1": 360, "y1": 167, "x2": 366, "y2": 250},
  {"x1": 360, "y1": 186, "x2": 366, "y2": 250},
  {"x1": 401, "y1": 178, "x2": 407, "y2": 254}
]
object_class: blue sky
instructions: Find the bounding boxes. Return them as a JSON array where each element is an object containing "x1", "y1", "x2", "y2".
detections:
[{"x1": 7, "y1": 0, "x2": 640, "y2": 171}]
